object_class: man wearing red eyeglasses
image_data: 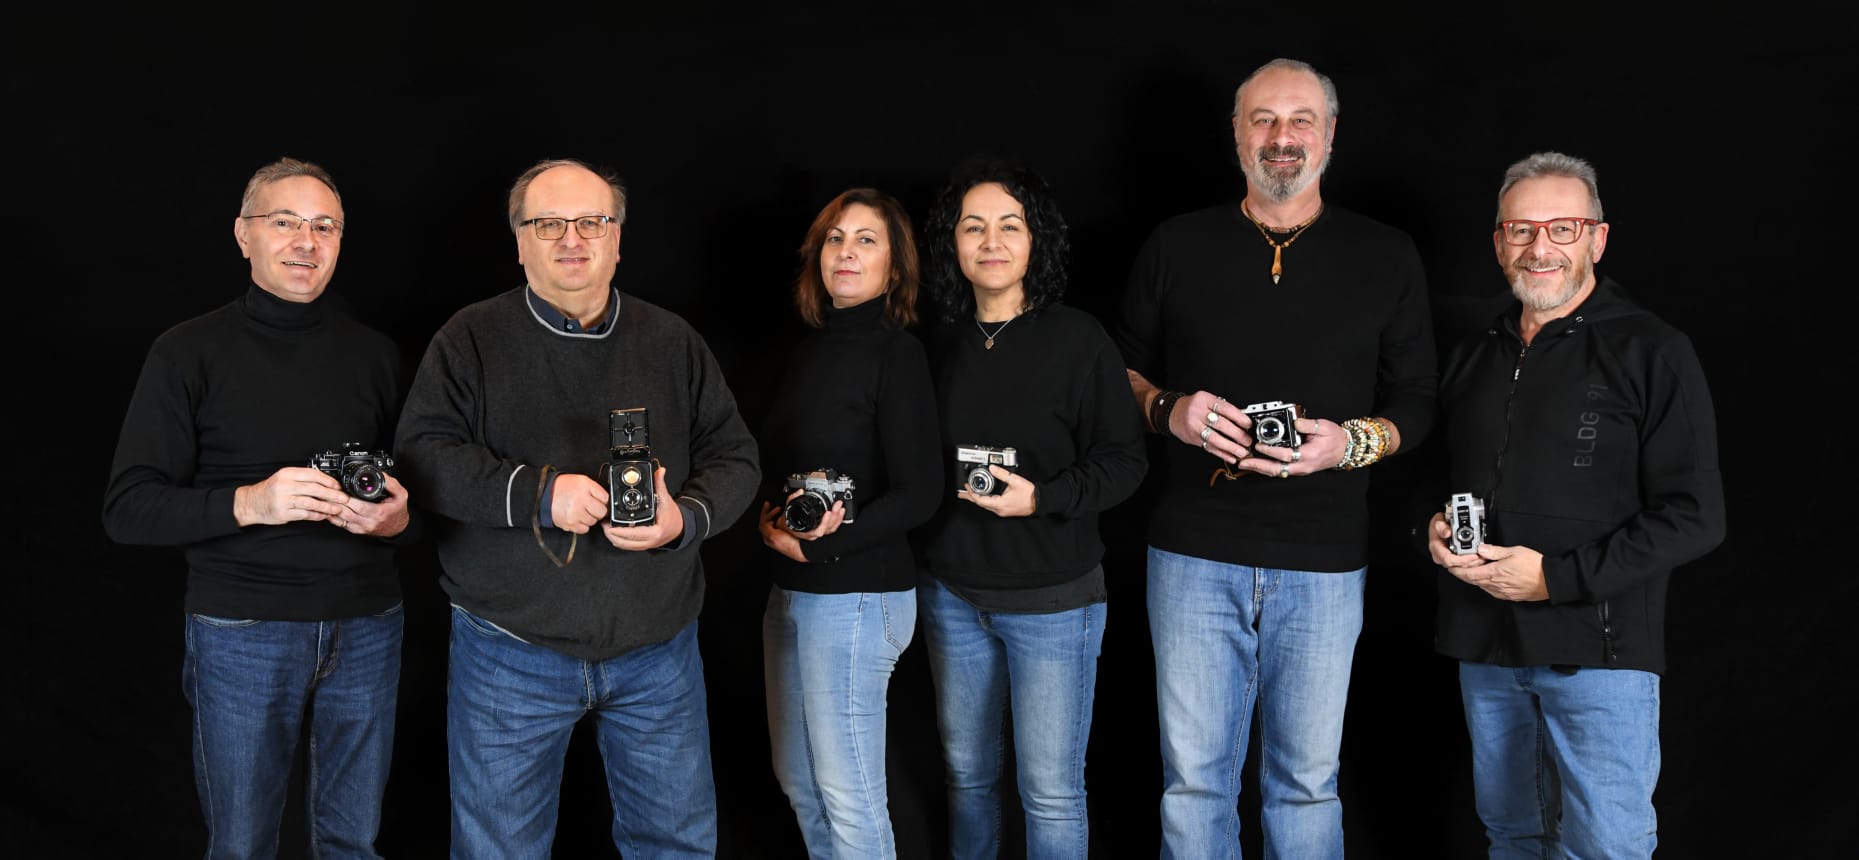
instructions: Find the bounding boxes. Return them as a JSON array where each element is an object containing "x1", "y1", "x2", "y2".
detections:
[{"x1": 1425, "y1": 151, "x2": 1726, "y2": 857}]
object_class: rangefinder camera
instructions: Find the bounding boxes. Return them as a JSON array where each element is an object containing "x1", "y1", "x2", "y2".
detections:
[
  {"x1": 608, "y1": 408, "x2": 656, "y2": 527},
  {"x1": 783, "y1": 468, "x2": 857, "y2": 533},
  {"x1": 309, "y1": 443, "x2": 393, "y2": 503},
  {"x1": 955, "y1": 444, "x2": 1018, "y2": 496},
  {"x1": 1447, "y1": 492, "x2": 1486, "y2": 556},
  {"x1": 1242, "y1": 400, "x2": 1305, "y2": 449}
]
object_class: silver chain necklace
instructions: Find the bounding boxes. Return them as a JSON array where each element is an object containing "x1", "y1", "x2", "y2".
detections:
[{"x1": 976, "y1": 315, "x2": 1018, "y2": 350}]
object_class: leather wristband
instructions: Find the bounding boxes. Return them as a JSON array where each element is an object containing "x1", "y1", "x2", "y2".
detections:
[{"x1": 1150, "y1": 389, "x2": 1185, "y2": 434}]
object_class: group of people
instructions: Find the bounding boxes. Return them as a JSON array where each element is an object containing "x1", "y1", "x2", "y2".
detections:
[{"x1": 103, "y1": 56, "x2": 1724, "y2": 860}]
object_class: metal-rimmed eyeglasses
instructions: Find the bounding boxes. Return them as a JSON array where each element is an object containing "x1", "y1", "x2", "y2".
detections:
[
  {"x1": 1497, "y1": 217, "x2": 1600, "y2": 246},
  {"x1": 520, "y1": 215, "x2": 616, "y2": 240},
  {"x1": 241, "y1": 211, "x2": 344, "y2": 239}
]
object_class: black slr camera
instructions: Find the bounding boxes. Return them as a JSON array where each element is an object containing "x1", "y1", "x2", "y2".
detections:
[
  {"x1": 309, "y1": 443, "x2": 394, "y2": 503},
  {"x1": 608, "y1": 408, "x2": 656, "y2": 527},
  {"x1": 1242, "y1": 400, "x2": 1305, "y2": 449},
  {"x1": 1447, "y1": 492, "x2": 1486, "y2": 555},
  {"x1": 783, "y1": 469, "x2": 858, "y2": 533},
  {"x1": 955, "y1": 444, "x2": 1018, "y2": 496}
]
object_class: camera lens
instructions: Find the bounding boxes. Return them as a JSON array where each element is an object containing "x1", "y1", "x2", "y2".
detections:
[
  {"x1": 345, "y1": 464, "x2": 385, "y2": 501},
  {"x1": 1457, "y1": 527, "x2": 1475, "y2": 543},
  {"x1": 620, "y1": 487, "x2": 647, "y2": 511},
  {"x1": 1256, "y1": 417, "x2": 1284, "y2": 445},
  {"x1": 966, "y1": 468, "x2": 996, "y2": 496},
  {"x1": 785, "y1": 494, "x2": 827, "y2": 533}
]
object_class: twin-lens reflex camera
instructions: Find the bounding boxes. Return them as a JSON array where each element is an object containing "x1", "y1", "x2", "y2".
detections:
[{"x1": 608, "y1": 408, "x2": 656, "y2": 527}]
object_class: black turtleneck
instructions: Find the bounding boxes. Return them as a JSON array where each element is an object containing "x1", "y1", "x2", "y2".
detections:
[
  {"x1": 103, "y1": 284, "x2": 408, "y2": 620},
  {"x1": 757, "y1": 297, "x2": 942, "y2": 594}
]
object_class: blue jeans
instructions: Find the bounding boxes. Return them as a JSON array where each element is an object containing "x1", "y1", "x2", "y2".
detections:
[
  {"x1": 1147, "y1": 547, "x2": 1365, "y2": 860},
  {"x1": 1459, "y1": 662, "x2": 1661, "y2": 859},
  {"x1": 764, "y1": 586, "x2": 915, "y2": 859},
  {"x1": 182, "y1": 604, "x2": 403, "y2": 860},
  {"x1": 919, "y1": 576, "x2": 1106, "y2": 860},
  {"x1": 446, "y1": 606, "x2": 716, "y2": 859}
]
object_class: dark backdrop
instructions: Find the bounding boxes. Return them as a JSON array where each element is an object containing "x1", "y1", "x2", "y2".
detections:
[{"x1": 7, "y1": 5, "x2": 1852, "y2": 858}]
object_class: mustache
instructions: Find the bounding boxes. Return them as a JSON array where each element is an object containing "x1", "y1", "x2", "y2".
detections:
[{"x1": 1256, "y1": 144, "x2": 1306, "y2": 162}]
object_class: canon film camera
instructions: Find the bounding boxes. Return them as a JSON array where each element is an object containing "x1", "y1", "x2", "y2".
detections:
[
  {"x1": 309, "y1": 443, "x2": 394, "y2": 502},
  {"x1": 783, "y1": 469, "x2": 857, "y2": 533},
  {"x1": 1242, "y1": 400, "x2": 1305, "y2": 449},
  {"x1": 955, "y1": 444, "x2": 1018, "y2": 496},
  {"x1": 608, "y1": 408, "x2": 656, "y2": 527},
  {"x1": 1447, "y1": 492, "x2": 1486, "y2": 556}
]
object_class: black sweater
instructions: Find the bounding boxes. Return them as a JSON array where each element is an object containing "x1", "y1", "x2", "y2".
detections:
[
  {"x1": 918, "y1": 304, "x2": 1147, "y2": 590},
  {"x1": 758, "y1": 299, "x2": 942, "y2": 593},
  {"x1": 102, "y1": 284, "x2": 406, "y2": 620},
  {"x1": 1116, "y1": 202, "x2": 1438, "y2": 572},
  {"x1": 394, "y1": 286, "x2": 759, "y2": 661},
  {"x1": 1433, "y1": 278, "x2": 1725, "y2": 674}
]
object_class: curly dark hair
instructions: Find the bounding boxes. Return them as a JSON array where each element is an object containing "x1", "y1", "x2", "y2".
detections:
[{"x1": 922, "y1": 158, "x2": 1071, "y2": 323}]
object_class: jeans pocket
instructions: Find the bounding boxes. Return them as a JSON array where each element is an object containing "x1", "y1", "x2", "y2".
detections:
[
  {"x1": 191, "y1": 613, "x2": 262, "y2": 628},
  {"x1": 452, "y1": 605, "x2": 511, "y2": 640}
]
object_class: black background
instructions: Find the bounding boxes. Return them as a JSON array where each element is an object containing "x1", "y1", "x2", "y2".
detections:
[{"x1": 7, "y1": 4, "x2": 1852, "y2": 858}]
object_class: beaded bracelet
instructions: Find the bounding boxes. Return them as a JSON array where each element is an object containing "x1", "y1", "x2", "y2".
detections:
[{"x1": 1335, "y1": 417, "x2": 1392, "y2": 470}]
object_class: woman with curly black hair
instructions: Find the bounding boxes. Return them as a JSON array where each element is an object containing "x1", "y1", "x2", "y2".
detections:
[{"x1": 913, "y1": 159, "x2": 1148, "y2": 858}]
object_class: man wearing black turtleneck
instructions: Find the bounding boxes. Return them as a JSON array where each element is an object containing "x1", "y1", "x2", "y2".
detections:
[{"x1": 103, "y1": 158, "x2": 413, "y2": 860}]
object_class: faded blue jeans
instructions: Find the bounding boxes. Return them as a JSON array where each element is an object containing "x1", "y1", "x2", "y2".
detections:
[
  {"x1": 764, "y1": 585, "x2": 915, "y2": 859},
  {"x1": 446, "y1": 606, "x2": 716, "y2": 859},
  {"x1": 183, "y1": 604, "x2": 403, "y2": 860},
  {"x1": 919, "y1": 575, "x2": 1106, "y2": 860},
  {"x1": 1460, "y1": 662, "x2": 1661, "y2": 859},
  {"x1": 1148, "y1": 547, "x2": 1365, "y2": 860}
]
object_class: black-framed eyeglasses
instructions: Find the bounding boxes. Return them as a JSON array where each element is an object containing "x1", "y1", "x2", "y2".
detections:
[
  {"x1": 242, "y1": 211, "x2": 344, "y2": 239},
  {"x1": 520, "y1": 215, "x2": 615, "y2": 240},
  {"x1": 1497, "y1": 217, "x2": 1599, "y2": 246}
]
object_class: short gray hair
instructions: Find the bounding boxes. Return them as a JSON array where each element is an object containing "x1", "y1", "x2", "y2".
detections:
[
  {"x1": 1232, "y1": 58, "x2": 1339, "y2": 122},
  {"x1": 1497, "y1": 151, "x2": 1603, "y2": 223}
]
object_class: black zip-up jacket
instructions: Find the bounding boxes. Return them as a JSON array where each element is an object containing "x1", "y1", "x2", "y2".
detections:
[{"x1": 1433, "y1": 278, "x2": 1725, "y2": 675}]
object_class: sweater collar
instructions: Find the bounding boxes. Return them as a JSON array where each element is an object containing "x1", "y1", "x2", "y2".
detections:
[
  {"x1": 822, "y1": 296, "x2": 887, "y2": 332},
  {"x1": 239, "y1": 283, "x2": 331, "y2": 332}
]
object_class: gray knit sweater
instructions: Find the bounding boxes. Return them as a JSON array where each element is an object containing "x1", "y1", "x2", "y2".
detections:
[{"x1": 395, "y1": 286, "x2": 759, "y2": 660}]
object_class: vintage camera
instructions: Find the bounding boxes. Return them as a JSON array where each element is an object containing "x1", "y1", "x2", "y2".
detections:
[
  {"x1": 309, "y1": 443, "x2": 394, "y2": 502},
  {"x1": 1447, "y1": 492, "x2": 1486, "y2": 556},
  {"x1": 955, "y1": 444, "x2": 1018, "y2": 496},
  {"x1": 783, "y1": 469, "x2": 858, "y2": 533},
  {"x1": 1242, "y1": 400, "x2": 1305, "y2": 449},
  {"x1": 608, "y1": 408, "x2": 656, "y2": 527}
]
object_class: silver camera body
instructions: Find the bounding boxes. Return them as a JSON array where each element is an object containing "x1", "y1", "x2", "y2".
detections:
[
  {"x1": 783, "y1": 469, "x2": 857, "y2": 532},
  {"x1": 1447, "y1": 492, "x2": 1486, "y2": 555},
  {"x1": 955, "y1": 445, "x2": 1018, "y2": 496},
  {"x1": 1242, "y1": 400, "x2": 1305, "y2": 449}
]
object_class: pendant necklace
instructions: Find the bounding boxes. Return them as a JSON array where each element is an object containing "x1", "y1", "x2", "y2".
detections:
[
  {"x1": 976, "y1": 315, "x2": 1017, "y2": 350},
  {"x1": 1241, "y1": 200, "x2": 1323, "y2": 284}
]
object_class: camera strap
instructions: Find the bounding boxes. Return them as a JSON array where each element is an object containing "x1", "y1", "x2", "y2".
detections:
[{"x1": 532, "y1": 464, "x2": 577, "y2": 568}]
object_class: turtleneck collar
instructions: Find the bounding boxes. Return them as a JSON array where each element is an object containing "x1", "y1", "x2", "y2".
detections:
[
  {"x1": 822, "y1": 296, "x2": 887, "y2": 332},
  {"x1": 239, "y1": 283, "x2": 332, "y2": 332}
]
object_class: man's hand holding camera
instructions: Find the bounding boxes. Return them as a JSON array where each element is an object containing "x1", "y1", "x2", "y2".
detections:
[
  {"x1": 234, "y1": 467, "x2": 410, "y2": 538},
  {"x1": 1426, "y1": 513, "x2": 1548, "y2": 602},
  {"x1": 602, "y1": 465, "x2": 683, "y2": 551},
  {"x1": 1178, "y1": 393, "x2": 1344, "y2": 478},
  {"x1": 551, "y1": 473, "x2": 611, "y2": 535}
]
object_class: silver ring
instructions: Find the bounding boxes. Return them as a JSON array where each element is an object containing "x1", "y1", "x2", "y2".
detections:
[
  {"x1": 1279, "y1": 464, "x2": 1290, "y2": 479},
  {"x1": 1292, "y1": 449, "x2": 1302, "y2": 463},
  {"x1": 1199, "y1": 425, "x2": 1213, "y2": 442},
  {"x1": 1206, "y1": 410, "x2": 1220, "y2": 425},
  {"x1": 1201, "y1": 439, "x2": 1210, "y2": 450}
]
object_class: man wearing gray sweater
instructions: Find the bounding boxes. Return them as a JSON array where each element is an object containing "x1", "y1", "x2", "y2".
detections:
[{"x1": 395, "y1": 158, "x2": 759, "y2": 858}]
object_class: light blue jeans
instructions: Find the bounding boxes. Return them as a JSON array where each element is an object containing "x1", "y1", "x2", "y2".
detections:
[
  {"x1": 919, "y1": 576, "x2": 1106, "y2": 860},
  {"x1": 763, "y1": 585, "x2": 915, "y2": 859},
  {"x1": 446, "y1": 606, "x2": 716, "y2": 859},
  {"x1": 1460, "y1": 662, "x2": 1661, "y2": 859},
  {"x1": 182, "y1": 604, "x2": 403, "y2": 860},
  {"x1": 1148, "y1": 547, "x2": 1365, "y2": 860}
]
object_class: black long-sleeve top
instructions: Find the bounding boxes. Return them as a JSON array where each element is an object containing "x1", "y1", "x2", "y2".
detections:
[
  {"x1": 917, "y1": 304, "x2": 1148, "y2": 592},
  {"x1": 1116, "y1": 202, "x2": 1438, "y2": 572},
  {"x1": 758, "y1": 298, "x2": 942, "y2": 593},
  {"x1": 102, "y1": 284, "x2": 407, "y2": 620},
  {"x1": 1433, "y1": 278, "x2": 1725, "y2": 674}
]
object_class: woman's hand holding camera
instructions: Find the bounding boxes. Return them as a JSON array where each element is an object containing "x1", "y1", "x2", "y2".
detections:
[
  {"x1": 958, "y1": 466, "x2": 1038, "y2": 517},
  {"x1": 758, "y1": 488, "x2": 847, "y2": 563}
]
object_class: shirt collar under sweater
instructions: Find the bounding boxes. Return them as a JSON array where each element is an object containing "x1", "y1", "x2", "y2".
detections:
[
  {"x1": 526, "y1": 285, "x2": 619, "y2": 336},
  {"x1": 238, "y1": 282, "x2": 333, "y2": 332}
]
